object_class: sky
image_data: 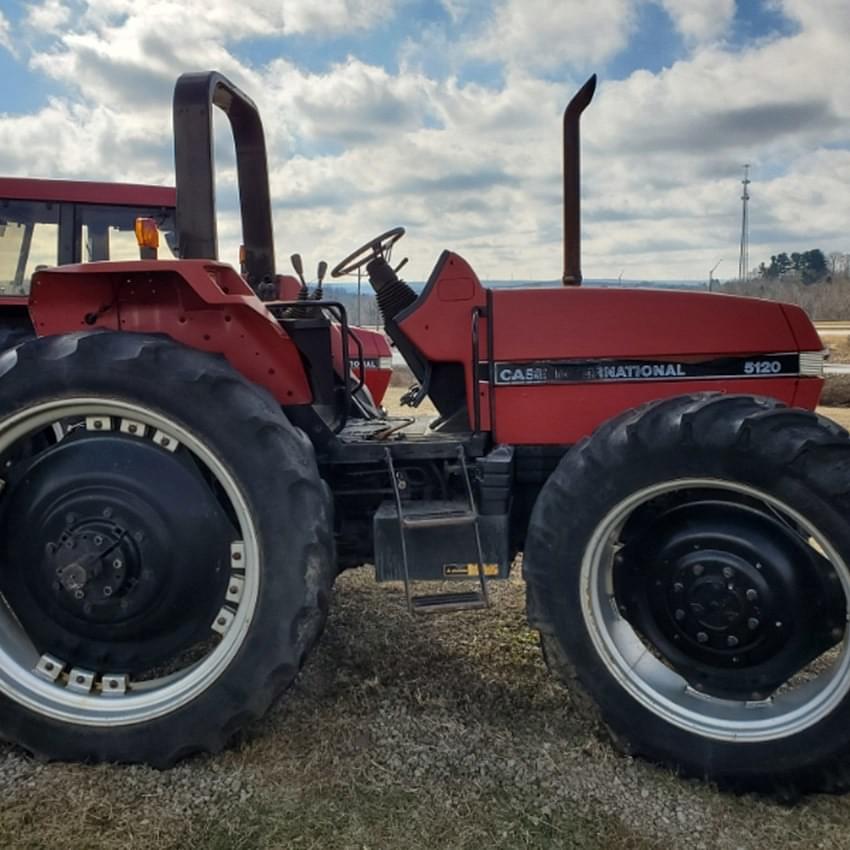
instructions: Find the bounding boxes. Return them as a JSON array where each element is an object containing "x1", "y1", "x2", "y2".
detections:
[{"x1": 1, "y1": 0, "x2": 849, "y2": 283}]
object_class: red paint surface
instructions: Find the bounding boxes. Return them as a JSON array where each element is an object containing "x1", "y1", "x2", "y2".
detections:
[
  {"x1": 399, "y1": 251, "x2": 825, "y2": 443},
  {"x1": 29, "y1": 260, "x2": 313, "y2": 404},
  {"x1": 0, "y1": 177, "x2": 175, "y2": 207},
  {"x1": 349, "y1": 328, "x2": 392, "y2": 404}
]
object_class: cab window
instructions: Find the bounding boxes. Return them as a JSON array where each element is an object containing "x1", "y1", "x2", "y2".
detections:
[
  {"x1": 80, "y1": 204, "x2": 177, "y2": 262},
  {"x1": 0, "y1": 200, "x2": 59, "y2": 295}
]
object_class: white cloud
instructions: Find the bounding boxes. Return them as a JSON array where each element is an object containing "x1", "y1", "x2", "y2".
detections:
[
  {"x1": 25, "y1": 0, "x2": 71, "y2": 34},
  {"x1": 281, "y1": 0, "x2": 400, "y2": 35},
  {"x1": 657, "y1": 0, "x2": 735, "y2": 43},
  {"x1": 467, "y1": 0, "x2": 636, "y2": 71},
  {"x1": 0, "y1": 11, "x2": 16, "y2": 56}
]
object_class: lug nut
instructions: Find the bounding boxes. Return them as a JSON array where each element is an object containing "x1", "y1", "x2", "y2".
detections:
[
  {"x1": 722, "y1": 567, "x2": 734, "y2": 579},
  {"x1": 693, "y1": 564, "x2": 704, "y2": 576},
  {"x1": 673, "y1": 582, "x2": 684, "y2": 593},
  {"x1": 93, "y1": 535, "x2": 103, "y2": 546},
  {"x1": 726, "y1": 636, "x2": 739, "y2": 648},
  {"x1": 748, "y1": 617, "x2": 760, "y2": 630},
  {"x1": 697, "y1": 632, "x2": 709, "y2": 643},
  {"x1": 674, "y1": 609, "x2": 685, "y2": 621},
  {"x1": 746, "y1": 589, "x2": 758, "y2": 602},
  {"x1": 103, "y1": 507, "x2": 113, "y2": 518},
  {"x1": 103, "y1": 586, "x2": 113, "y2": 597},
  {"x1": 113, "y1": 559, "x2": 123, "y2": 570}
]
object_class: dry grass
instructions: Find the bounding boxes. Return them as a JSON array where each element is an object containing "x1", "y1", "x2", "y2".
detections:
[{"x1": 3, "y1": 572, "x2": 850, "y2": 850}]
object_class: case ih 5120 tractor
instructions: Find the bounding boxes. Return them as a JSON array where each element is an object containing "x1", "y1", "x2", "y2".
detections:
[{"x1": 0, "y1": 71, "x2": 846, "y2": 794}]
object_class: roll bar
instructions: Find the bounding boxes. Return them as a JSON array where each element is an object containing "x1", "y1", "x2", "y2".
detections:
[{"x1": 173, "y1": 72, "x2": 276, "y2": 297}]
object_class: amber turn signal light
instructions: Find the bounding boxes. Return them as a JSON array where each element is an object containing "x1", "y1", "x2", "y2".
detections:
[{"x1": 134, "y1": 217, "x2": 160, "y2": 250}]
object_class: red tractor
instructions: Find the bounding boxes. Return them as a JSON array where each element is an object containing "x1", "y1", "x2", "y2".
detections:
[
  {"x1": 0, "y1": 175, "x2": 393, "y2": 403},
  {"x1": 0, "y1": 71, "x2": 845, "y2": 794}
]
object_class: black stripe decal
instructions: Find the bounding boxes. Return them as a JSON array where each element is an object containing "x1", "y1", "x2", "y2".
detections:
[{"x1": 479, "y1": 354, "x2": 801, "y2": 386}]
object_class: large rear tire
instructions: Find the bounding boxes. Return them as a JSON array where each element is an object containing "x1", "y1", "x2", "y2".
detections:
[
  {"x1": 0, "y1": 331, "x2": 334, "y2": 765},
  {"x1": 525, "y1": 394, "x2": 850, "y2": 793}
]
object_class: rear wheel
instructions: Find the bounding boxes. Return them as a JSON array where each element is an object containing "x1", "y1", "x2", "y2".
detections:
[
  {"x1": 0, "y1": 331, "x2": 333, "y2": 765},
  {"x1": 525, "y1": 394, "x2": 850, "y2": 793}
]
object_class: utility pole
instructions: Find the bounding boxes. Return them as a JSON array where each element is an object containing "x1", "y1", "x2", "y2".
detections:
[{"x1": 738, "y1": 164, "x2": 751, "y2": 281}]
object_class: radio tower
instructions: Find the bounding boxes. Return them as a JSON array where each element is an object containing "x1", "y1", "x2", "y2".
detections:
[{"x1": 738, "y1": 164, "x2": 751, "y2": 281}]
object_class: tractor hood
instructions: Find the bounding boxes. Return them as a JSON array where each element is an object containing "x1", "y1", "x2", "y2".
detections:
[{"x1": 395, "y1": 251, "x2": 825, "y2": 444}]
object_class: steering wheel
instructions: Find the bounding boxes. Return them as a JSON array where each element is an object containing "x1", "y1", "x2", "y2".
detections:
[{"x1": 331, "y1": 227, "x2": 405, "y2": 278}]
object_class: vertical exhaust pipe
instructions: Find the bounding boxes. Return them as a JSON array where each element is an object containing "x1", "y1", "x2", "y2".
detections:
[{"x1": 563, "y1": 74, "x2": 597, "y2": 286}]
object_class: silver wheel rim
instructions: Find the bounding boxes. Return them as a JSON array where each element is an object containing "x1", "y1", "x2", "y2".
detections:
[
  {"x1": 0, "y1": 398, "x2": 259, "y2": 726},
  {"x1": 581, "y1": 477, "x2": 850, "y2": 742}
]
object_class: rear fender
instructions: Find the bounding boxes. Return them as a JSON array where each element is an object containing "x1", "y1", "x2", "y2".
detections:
[{"x1": 28, "y1": 260, "x2": 312, "y2": 404}]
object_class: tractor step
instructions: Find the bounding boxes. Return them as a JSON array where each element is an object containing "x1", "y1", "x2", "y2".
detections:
[
  {"x1": 384, "y1": 446, "x2": 492, "y2": 614},
  {"x1": 410, "y1": 591, "x2": 488, "y2": 614},
  {"x1": 400, "y1": 509, "x2": 476, "y2": 529}
]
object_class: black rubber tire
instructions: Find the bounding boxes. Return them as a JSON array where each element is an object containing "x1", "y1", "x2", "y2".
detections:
[
  {"x1": 524, "y1": 393, "x2": 850, "y2": 794},
  {"x1": 0, "y1": 317, "x2": 34, "y2": 352},
  {"x1": 0, "y1": 331, "x2": 334, "y2": 766}
]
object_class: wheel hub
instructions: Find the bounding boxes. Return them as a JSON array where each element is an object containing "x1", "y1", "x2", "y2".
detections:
[
  {"x1": 0, "y1": 431, "x2": 235, "y2": 672},
  {"x1": 46, "y1": 518, "x2": 149, "y2": 623},
  {"x1": 664, "y1": 550, "x2": 778, "y2": 662},
  {"x1": 616, "y1": 499, "x2": 846, "y2": 698}
]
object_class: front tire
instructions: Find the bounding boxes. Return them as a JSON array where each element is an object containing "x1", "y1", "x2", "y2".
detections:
[
  {"x1": 0, "y1": 331, "x2": 334, "y2": 765},
  {"x1": 525, "y1": 394, "x2": 850, "y2": 793}
]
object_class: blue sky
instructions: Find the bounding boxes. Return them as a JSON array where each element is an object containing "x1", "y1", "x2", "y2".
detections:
[{"x1": 1, "y1": 0, "x2": 849, "y2": 282}]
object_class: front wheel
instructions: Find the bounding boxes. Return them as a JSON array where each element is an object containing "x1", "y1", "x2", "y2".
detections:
[
  {"x1": 0, "y1": 331, "x2": 334, "y2": 765},
  {"x1": 524, "y1": 394, "x2": 850, "y2": 793}
]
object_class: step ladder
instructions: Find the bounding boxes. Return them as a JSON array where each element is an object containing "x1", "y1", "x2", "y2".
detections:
[{"x1": 385, "y1": 446, "x2": 490, "y2": 614}]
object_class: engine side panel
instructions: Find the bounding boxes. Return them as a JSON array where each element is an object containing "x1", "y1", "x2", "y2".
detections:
[
  {"x1": 488, "y1": 287, "x2": 823, "y2": 444},
  {"x1": 28, "y1": 260, "x2": 313, "y2": 404}
]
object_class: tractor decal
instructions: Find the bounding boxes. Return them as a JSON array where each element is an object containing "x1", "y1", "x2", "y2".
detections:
[{"x1": 485, "y1": 353, "x2": 801, "y2": 385}]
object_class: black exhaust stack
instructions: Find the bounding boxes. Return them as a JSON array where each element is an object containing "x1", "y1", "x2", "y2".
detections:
[
  {"x1": 173, "y1": 72, "x2": 276, "y2": 298},
  {"x1": 562, "y1": 74, "x2": 597, "y2": 286}
]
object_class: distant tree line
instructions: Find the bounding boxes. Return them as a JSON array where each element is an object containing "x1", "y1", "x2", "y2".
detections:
[
  {"x1": 756, "y1": 249, "x2": 850, "y2": 285},
  {"x1": 723, "y1": 248, "x2": 850, "y2": 320},
  {"x1": 758, "y1": 249, "x2": 827, "y2": 284}
]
